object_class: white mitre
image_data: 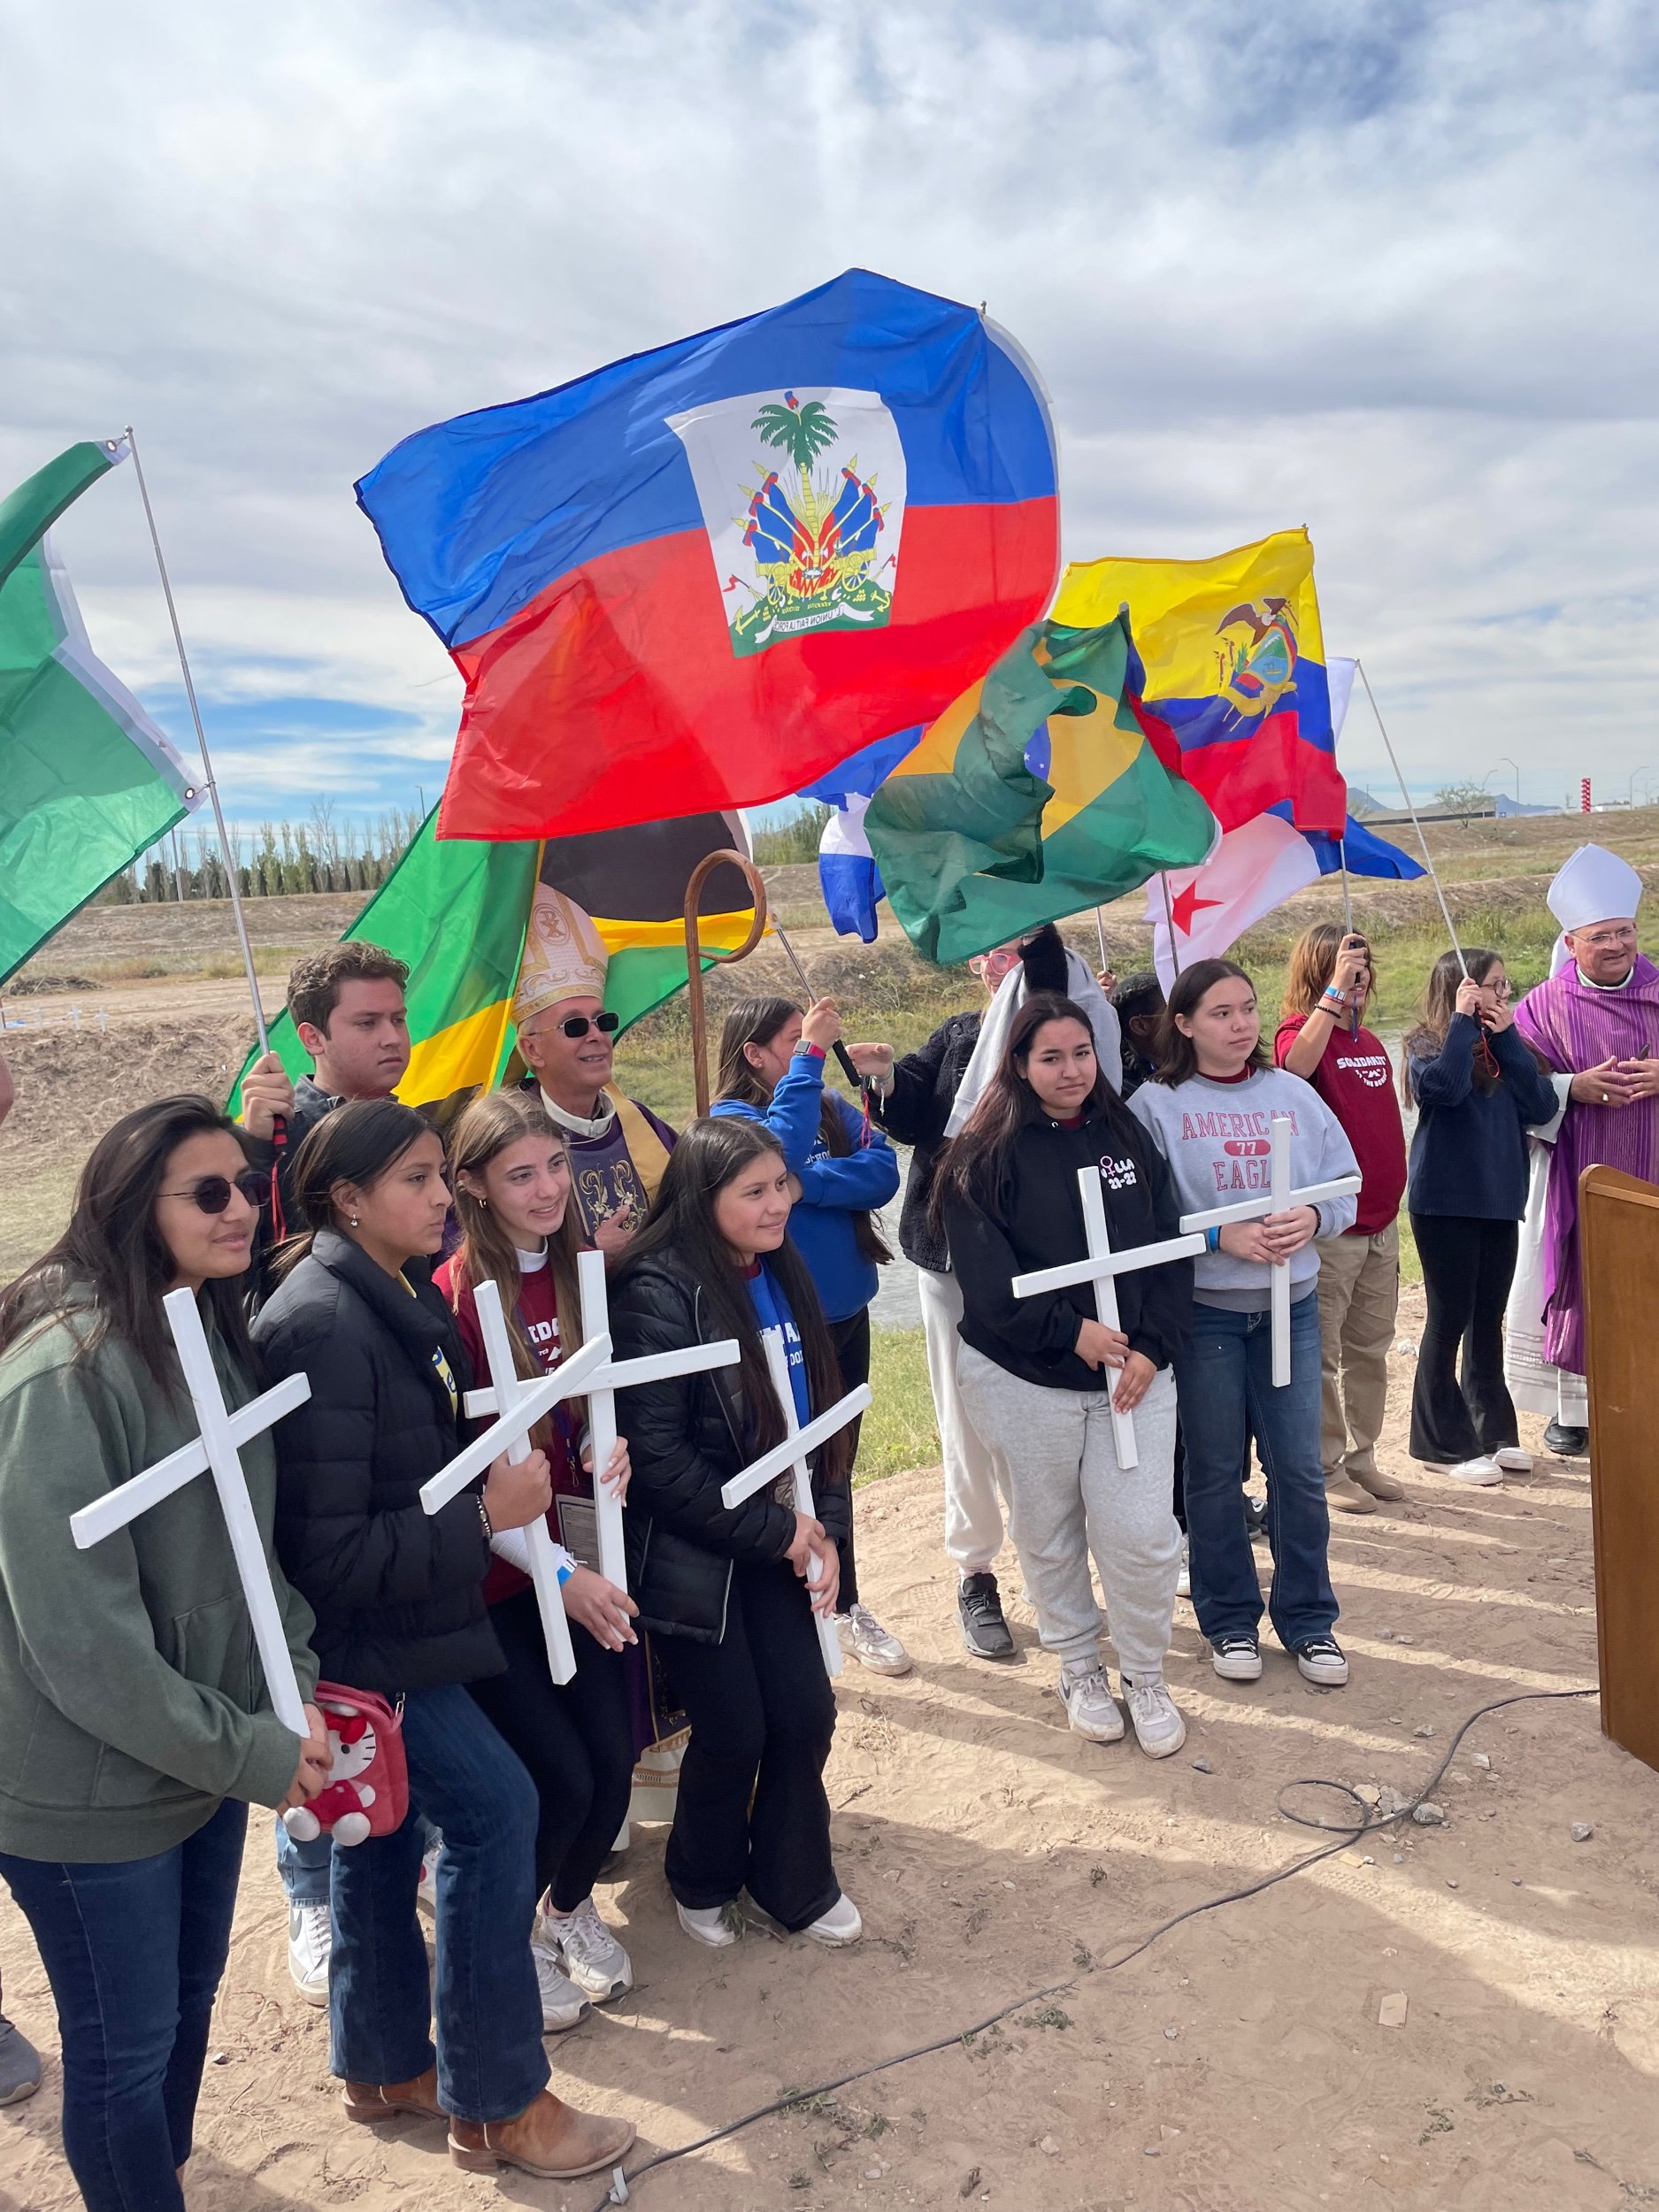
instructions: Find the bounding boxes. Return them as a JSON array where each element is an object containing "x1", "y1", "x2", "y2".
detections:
[
  {"x1": 512, "y1": 885, "x2": 609, "y2": 1026},
  {"x1": 1546, "y1": 844, "x2": 1643, "y2": 975}
]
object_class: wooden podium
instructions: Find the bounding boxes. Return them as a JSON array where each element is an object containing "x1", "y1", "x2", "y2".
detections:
[{"x1": 1581, "y1": 1164, "x2": 1659, "y2": 1774}]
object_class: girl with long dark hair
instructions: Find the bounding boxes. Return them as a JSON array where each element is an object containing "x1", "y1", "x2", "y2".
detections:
[
  {"x1": 931, "y1": 995, "x2": 1194, "y2": 1755},
  {"x1": 712, "y1": 993, "x2": 904, "y2": 1676},
  {"x1": 254, "y1": 1100, "x2": 634, "y2": 2185},
  {"x1": 0, "y1": 1097, "x2": 327, "y2": 2212},
  {"x1": 1402, "y1": 948, "x2": 1559, "y2": 1481},
  {"x1": 610, "y1": 1118, "x2": 860, "y2": 1951},
  {"x1": 1130, "y1": 961, "x2": 1360, "y2": 1690},
  {"x1": 434, "y1": 1092, "x2": 639, "y2": 2021}
]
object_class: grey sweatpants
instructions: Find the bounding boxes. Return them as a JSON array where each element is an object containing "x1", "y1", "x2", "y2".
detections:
[
  {"x1": 956, "y1": 1348, "x2": 1181, "y2": 1678},
  {"x1": 918, "y1": 1266, "x2": 1006, "y2": 1573}
]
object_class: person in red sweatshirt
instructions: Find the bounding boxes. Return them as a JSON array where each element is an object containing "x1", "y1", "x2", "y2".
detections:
[{"x1": 1274, "y1": 925, "x2": 1408, "y2": 1515}]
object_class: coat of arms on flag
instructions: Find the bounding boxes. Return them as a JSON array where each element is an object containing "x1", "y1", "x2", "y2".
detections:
[{"x1": 668, "y1": 388, "x2": 904, "y2": 658}]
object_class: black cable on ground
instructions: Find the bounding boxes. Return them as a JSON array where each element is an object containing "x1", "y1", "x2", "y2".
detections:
[{"x1": 587, "y1": 1682, "x2": 1598, "y2": 2207}]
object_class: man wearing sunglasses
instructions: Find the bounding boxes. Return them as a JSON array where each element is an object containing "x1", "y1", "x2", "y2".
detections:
[
  {"x1": 513, "y1": 885, "x2": 676, "y2": 1254},
  {"x1": 241, "y1": 943, "x2": 412, "y2": 1224}
]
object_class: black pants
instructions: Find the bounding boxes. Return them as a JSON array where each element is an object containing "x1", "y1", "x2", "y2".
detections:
[
  {"x1": 655, "y1": 1558, "x2": 839, "y2": 1931},
  {"x1": 465, "y1": 1586, "x2": 635, "y2": 1911},
  {"x1": 1409, "y1": 1213, "x2": 1521, "y2": 1463},
  {"x1": 828, "y1": 1308, "x2": 871, "y2": 1612}
]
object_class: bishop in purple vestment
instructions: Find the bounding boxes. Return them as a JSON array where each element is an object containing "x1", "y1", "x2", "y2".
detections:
[{"x1": 1512, "y1": 846, "x2": 1659, "y2": 1380}]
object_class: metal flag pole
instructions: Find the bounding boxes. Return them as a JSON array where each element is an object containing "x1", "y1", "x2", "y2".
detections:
[
  {"x1": 123, "y1": 426, "x2": 271, "y2": 1051},
  {"x1": 1094, "y1": 907, "x2": 1110, "y2": 972},
  {"x1": 769, "y1": 916, "x2": 871, "y2": 1098},
  {"x1": 1337, "y1": 838, "x2": 1359, "y2": 1037},
  {"x1": 1356, "y1": 657, "x2": 1467, "y2": 978},
  {"x1": 1158, "y1": 872, "x2": 1182, "y2": 977}
]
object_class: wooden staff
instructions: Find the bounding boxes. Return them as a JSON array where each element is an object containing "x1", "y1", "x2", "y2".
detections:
[{"x1": 685, "y1": 849, "x2": 768, "y2": 1115}]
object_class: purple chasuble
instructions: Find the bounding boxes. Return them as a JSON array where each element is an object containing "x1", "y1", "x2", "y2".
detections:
[{"x1": 1513, "y1": 954, "x2": 1659, "y2": 1373}]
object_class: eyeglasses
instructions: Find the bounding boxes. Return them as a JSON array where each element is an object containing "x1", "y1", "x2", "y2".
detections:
[
  {"x1": 158, "y1": 1170, "x2": 272, "y2": 1216},
  {"x1": 536, "y1": 1011, "x2": 620, "y2": 1041},
  {"x1": 1578, "y1": 926, "x2": 1637, "y2": 949}
]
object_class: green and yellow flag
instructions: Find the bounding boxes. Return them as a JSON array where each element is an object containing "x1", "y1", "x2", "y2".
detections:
[
  {"x1": 864, "y1": 614, "x2": 1217, "y2": 964},
  {"x1": 230, "y1": 810, "x2": 757, "y2": 1116}
]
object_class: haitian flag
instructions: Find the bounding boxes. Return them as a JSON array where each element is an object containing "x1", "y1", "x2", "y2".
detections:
[
  {"x1": 357, "y1": 271, "x2": 1058, "y2": 841},
  {"x1": 1053, "y1": 528, "x2": 1345, "y2": 833}
]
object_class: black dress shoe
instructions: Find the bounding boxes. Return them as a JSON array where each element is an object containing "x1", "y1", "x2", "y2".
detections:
[
  {"x1": 1543, "y1": 1419, "x2": 1589, "y2": 1457},
  {"x1": 957, "y1": 1571, "x2": 1015, "y2": 1660}
]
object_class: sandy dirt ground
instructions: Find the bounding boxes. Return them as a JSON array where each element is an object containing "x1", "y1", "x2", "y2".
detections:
[{"x1": 3, "y1": 1291, "x2": 1655, "y2": 2212}]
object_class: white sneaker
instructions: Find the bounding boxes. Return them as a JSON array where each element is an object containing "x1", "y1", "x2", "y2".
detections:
[
  {"x1": 1441, "y1": 1456, "x2": 1502, "y2": 1486},
  {"x1": 804, "y1": 1893, "x2": 864, "y2": 1947},
  {"x1": 1176, "y1": 1537, "x2": 1191, "y2": 1599},
  {"x1": 1294, "y1": 1635, "x2": 1350, "y2": 1686},
  {"x1": 1057, "y1": 1663, "x2": 1125, "y2": 1742},
  {"x1": 541, "y1": 1895, "x2": 633, "y2": 2000},
  {"x1": 531, "y1": 1943, "x2": 592, "y2": 2032},
  {"x1": 835, "y1": 1604, "x2": 913, "y2": 1676},
  {"x1": 1124, "y1": 1677, "x2": 1187, "y2": 1759},
  {"x1": 415, "y1": 1838, "x2": 441, "y2": 1921},
  {"x1": 1210, "y1": 1632, "x2": 1263, "y2": 1682},
  {"x1": 1494, "y1": 1448, "x2": 1532, "y2": 1473},
  {"x1": 676, "y1": 1899, "x2": 744, "y2": 1949},
  {"x1": 288, "y1": 1901, "x2": 332, "y2": 2007}
]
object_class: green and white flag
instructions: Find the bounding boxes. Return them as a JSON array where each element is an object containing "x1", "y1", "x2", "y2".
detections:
[{"x1": 0, "y1": 440, "x2": 200, "y2": 984}]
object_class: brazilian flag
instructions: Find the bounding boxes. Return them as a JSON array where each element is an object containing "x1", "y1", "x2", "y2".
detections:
[
  {"x1": 229, "y1": 810, "x2": 755, "y2": 1118},
  {"x1": 864, "y1": 614, "x2": 1217, "y2": 964}
]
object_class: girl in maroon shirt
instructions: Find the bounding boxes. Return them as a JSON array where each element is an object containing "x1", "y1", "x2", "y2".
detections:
[{"x1": 435, "y1": 1093, "x2": 637, "y2": 2030}]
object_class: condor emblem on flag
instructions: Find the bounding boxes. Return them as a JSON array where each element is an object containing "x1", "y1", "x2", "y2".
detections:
[
  {"x1": 357, "y1": 269, "x2": 1057, "y2": 841},
  {"x1": 668, "y1": 387, "x2": 905, "y2": 658}
]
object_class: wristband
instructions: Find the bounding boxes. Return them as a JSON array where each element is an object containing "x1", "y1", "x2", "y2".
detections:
[
  {"x1": 476, "y1": 1494, "x2": 493, "y2": 1543},
  {"x1": 796, "y1": 1042, "x2": 826, "y2": 1062},
  {"x1": 1206, "y1": 1225, "x2": 1221, "y2": 1253},
  {"x1": 1321, "y1": 988, "x2": 1346, "y2": 1009}
]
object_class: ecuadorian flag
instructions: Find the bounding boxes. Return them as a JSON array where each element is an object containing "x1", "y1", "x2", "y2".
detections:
[
  {"x1": 863, "y1": 614, "x2": 1217, "y2": 964},
  {"x1": 229, "y1": 812, "x2": 757, "y2": 1122},
  {"x1": 356, "y1": 270, "x2": 1058, "y2": 841},
  {"x1": 1055, "y1": 528, "x2": 1346, "y2": 834}
]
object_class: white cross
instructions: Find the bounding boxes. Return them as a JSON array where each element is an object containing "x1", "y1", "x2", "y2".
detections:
[
  {"x1": 69, "y1": 1287, "x2": 311, "y2": 1738},
  {"x1": 1177, "y1": 1112, "x2": 1362, "y2": 1386},
  {"x1": 457, "y1": 1264, "x2": 743, "y2": 1645},
  {"x1": 719, "y1": 1329, "x2": 872, "y2": 1680},
  {"x1": 1010, "y1": 1166, "x2": 1204, "y2": 1468}
]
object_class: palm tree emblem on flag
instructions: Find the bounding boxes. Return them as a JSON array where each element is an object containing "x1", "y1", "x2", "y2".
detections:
[{"x1": 670, "y1": 385, "x2": 906, "y2": 661}]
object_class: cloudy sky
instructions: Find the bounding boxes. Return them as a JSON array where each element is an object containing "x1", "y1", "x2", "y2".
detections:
[{"x1": 4, "y1": 1, "x2": 1654, "y2": 831}]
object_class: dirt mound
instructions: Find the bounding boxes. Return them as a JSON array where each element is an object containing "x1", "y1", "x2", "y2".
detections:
[{"x1": 0, "y1": 1017, "x2": 251, "y2": 1178}]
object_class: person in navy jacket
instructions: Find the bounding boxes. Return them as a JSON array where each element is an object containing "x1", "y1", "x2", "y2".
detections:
[{"x1": 712, "y1": 995, "x2": 906, "y2": 1677}]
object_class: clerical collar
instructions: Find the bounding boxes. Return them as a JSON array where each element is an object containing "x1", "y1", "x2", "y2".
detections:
[
  {"x1": 1576, "y1": 966, "x2": 1634, "y2": 994},
  {"x1": 539, "y1": 1087, "x2": 615, "y2": 1140},
  {"x1": 516, "y1": 1244, "x2": 549, "y2": 1274}
]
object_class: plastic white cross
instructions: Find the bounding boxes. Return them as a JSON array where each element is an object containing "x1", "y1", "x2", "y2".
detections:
[
  {"x1": 1177, "y1": 1112, "x2": 1362, "y2": 1387},
  {"x1": 1010, "y1": 1165, "x2": 1204, "y2": 1468},
  {"x1": 461, "y1": 1261, "x2": 742, "y2": 1589},
  {"x1": 69, "y1": 1287, "x2": 311, "y2": 1736},
  {"x1": 719, "y1": 1330, "x2": 871, "y2": 1680}
]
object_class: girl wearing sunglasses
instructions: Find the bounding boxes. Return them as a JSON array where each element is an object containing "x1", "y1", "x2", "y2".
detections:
[{"x1": 0, "y1": 1096, "x2": 327, "y2": 2212}]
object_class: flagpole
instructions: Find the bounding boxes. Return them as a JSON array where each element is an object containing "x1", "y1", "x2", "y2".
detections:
[
  {"x1": 123, "y1": 426, "x2": 271, "y2": 1052},
  {"x1": 1158, "y1": 872, "x2": 1182, "y2": 978},
  {"x1": 1337, "y1": 839, "x2": 1358, "y2": 1036},
  {"x1": 1356, "y1": 658, "x2": 1467, "y2": 979},
  {"x1": 1094, "y1": 907, "x2": 1110, "y2": 972}
]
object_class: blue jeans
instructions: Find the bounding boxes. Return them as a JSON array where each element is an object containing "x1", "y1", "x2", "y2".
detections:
[
  {"x1": 1173, "y1": 1294, "x2": 1338, "y2": 1651},
  {"x1": 328, "y1": 1681, "x2": 546, "y2": 2124},
  {"x1": 0, "y1": 1798, "x2": 246, "y2": 2212},
  {"x1": 274, "y1": 1816, "x2": 332, "y2": 1906}
]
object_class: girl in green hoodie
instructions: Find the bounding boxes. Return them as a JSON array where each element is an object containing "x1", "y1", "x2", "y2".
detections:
[{"x1": 0, "y1": 1095, "x2": 328, "y2": 2212}]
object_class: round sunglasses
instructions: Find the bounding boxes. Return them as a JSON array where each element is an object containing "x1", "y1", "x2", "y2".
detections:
[{"x1": 158, "y1": 1169, "x2": 272, "y2": 1216}]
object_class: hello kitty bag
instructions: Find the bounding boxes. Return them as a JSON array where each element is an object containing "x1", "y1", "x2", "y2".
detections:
[{"x1": 279, "y1": 1684, "x2": 409, "y2": 1848}]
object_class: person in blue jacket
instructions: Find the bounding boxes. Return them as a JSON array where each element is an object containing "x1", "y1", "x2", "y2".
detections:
[{"x1": 714, "y1": 995, "x2": 908, "y2": 1676}]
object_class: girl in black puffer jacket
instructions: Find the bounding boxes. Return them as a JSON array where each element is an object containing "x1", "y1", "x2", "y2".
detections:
[
  {"x1": 610, "y1": 1118, "x2": 861, "y2": 1951},
  {"x1": 255, "y1": 1102, "x2": 633, "y2": 2185}
]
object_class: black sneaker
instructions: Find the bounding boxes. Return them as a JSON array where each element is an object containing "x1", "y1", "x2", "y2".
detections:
[
  {"x1": 0, "y1": 2017, "x2": 41, "y2": 2108},
  {"x1": 1543, "y1": 1420, "x2": 1588, "y2": 1458},
  {"x1": 1294, "y1": 1635, "x2": 1349, "y2": 1686},
  {"x1": 957, "y1": 1572, "x2": 1015, "y2": 1660},
  {"x1": 1210, "y1": 1632, "x2": 1263, "y2": 1682},
  {"x1": 1244, "y1": 1493, "x2": 1269, "y2": 1540}
]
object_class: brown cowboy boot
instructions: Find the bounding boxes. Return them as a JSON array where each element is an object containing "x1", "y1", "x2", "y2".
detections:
[
  {"x1": 343, "y1": 2064, "x2": 445, "y2": 2125},
  {"x1": 449, "y1": 2089, "x2": 636, "y2": 2178}
]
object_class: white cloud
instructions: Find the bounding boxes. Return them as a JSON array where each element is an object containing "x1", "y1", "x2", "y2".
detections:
[{"x1": 4, "y1": 0, "x2": 1655, "y2": 817}]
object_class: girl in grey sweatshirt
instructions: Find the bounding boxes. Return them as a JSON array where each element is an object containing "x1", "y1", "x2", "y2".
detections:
[{"x1": 1127, "y1": 959, "x2": 1362, "y2": 1695}]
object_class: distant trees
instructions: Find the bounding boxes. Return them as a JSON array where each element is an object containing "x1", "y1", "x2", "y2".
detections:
[{"x1": 96, "y1": 807, "x2": 424, "y2": 902}]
